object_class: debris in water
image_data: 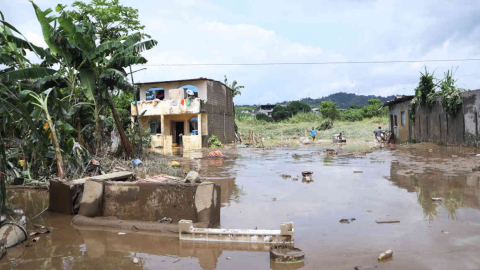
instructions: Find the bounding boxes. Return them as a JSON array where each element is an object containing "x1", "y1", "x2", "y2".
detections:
[
  {"x1": 339, "y1": 219, "x2": 350, "y2": 224},
  {"x1": 432, "y1": 198, "x2": 442, "y2": 201},
  {"x1": 226, "y1": 257, "x2": 231, "y2": 260},
  {"x1": 375, "y1": 219, "x2": 400, "y2": 224},
  {"x1": 132, "y1": 257, "x2": 139, "y2": 264},
  {"x1": 208, "y1": 151, "x2": 222, "y2": 157},
  {"x1": 132, "y1": 159, "x2": 143, "y2": 166},
  {"x1": 441, "y1": 230, "x2": 450, "y2": 234},
  {"x1": 25, "y1": 243, "x2": 32, "y2": 247},
  {"x1": 354, "y1": 266, "x2": 377, "y2": 270},
  {"x1": 351, "y1": 218, "x2": 356, "y2": 221},
  {"x1": 158, "y1": 217, "x2": 173, "y2": 223},
  {"x1": 118, "y1": 232, "x2": 127, "y2": 235},
  {"x1": 272, "y1": 197, "x2": 277, "y2": 201},
  {"x1": 280, "y1": 174, "x2": 291, "y2": 179},
  {"x1": 301, "y1": 171, "x2": 313, "y2": 182},
  {"x1": 171, "y1": 161, "x2": 180, "y2": 167},
  {"x1": 354, "y1": 171, "x2": 363, "y2": 173},
  {"x1": 292, "y1": 178, "x2": 299, "y2": 181},
  {"x1": 185, "y1": 171, "x2": 200, "y2": 183},
  {"x1": 378, "y1": 250, "x2": 393, "y2": 260},
  {"x1": 91, "y1": 159, "x2": 100, "y2": 166},
  {"x1": 270, "y1": 244, "x2": 305, "y2": 263},
  {"x1": 32, "y1": 237, "x2": 40, "y2": 242}
]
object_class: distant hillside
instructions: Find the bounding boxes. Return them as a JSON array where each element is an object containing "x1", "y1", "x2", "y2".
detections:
[
  {"x1": 235, "y1": 92, "x2": 397, "y2": 110},
  {"x1": 298, "y1": 92, "x2": 396, "y2": 109}
]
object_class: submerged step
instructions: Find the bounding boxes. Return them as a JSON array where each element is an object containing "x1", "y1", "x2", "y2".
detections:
[{"x1": 178, "y1": 220, "x2": 294, "y2": 243}]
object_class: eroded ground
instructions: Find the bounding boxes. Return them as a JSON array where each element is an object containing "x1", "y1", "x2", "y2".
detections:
[{"x1": 2, "y1": 142, "x2": 480, "y2": 270}]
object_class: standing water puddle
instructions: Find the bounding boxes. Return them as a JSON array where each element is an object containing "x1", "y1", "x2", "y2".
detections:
[{"x1": 2, "y1": 144, "x2": 480, "y2": 269}]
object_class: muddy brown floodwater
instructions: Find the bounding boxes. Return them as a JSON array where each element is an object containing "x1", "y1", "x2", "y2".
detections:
[{"x1": 2, "y1": 143, "x2": 480, "y2": 269}]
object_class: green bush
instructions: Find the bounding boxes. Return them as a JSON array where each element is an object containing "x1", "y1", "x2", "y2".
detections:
[
  {"x1": 318, "y1": 119, "x2": 333, "y2": 130},
  {"x1": 255, "y1": 113, "x2": 272, "y2": 122},
  {"x1": 272, "y1": 106, "x2": 291, "y2": 122},
  {"x1": 287, "y1": 101, "x2": 311, "y2": 115},
  {"x1": 208, "y1": 135, "x2": 223, "y2": 148},
  {"x1": 440, "y1": 69, "x2": 464, "y2": 117},
  {"x1": 320, "y1": 101, "x2": 340, "y2": 120}
]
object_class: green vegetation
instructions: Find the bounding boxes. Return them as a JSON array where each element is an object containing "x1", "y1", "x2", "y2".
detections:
[
  {"x1": 208, "y1": 135, "x2": 223, "y2": 148},
  {"x1": 299, "y1": 92, "x2": 396, "y2": 109},
  {"x1": 440, "y1": 69, "x2": 465, "y2": 117},
  {"x1": 237, "y1": 114, "x2": 387, "y2": 141},
  {"x1": 0, "y1": 0, "x2": 158, "y2": 206},
  {"x1": 255, "y1": 113, "x2": 272, "y2": 122},
  {"x1": 224, "y1": 75, "x2": 244, "y2": 97},
  {"x1": 319, "y1": 101, "x2": 340, "y2": 120}
]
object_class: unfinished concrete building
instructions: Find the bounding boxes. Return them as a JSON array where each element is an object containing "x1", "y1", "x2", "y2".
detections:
[{"x1": 131, "y1": 78, "x2": 235, "y2": 150}]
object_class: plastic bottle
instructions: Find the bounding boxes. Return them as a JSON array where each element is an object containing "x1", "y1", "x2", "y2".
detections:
[{"x1": 378, "y1": 250, "x2": 393, "y2": 261}]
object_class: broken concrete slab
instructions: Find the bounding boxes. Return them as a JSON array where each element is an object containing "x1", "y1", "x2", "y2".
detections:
[
  {"x1": 78, "y1": 180, "x2": 104, "y2": 217},
  {"x1": 49, "y1": 171, "x2": 133, "y2": 215},
  {"x1": 375, "y1": 219, "x2": 400, "y2": 224},
  {"x1": 179, "y1": 220, "x2": 294, "y2": 243}
]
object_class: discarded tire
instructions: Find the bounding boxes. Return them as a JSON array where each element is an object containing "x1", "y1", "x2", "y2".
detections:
[
  {"x1": 0, "y1": 223, "x2": 27, "y2": 248},
  {"x1": 270, "y1": 244, "x2": 305, "y2": 263}
]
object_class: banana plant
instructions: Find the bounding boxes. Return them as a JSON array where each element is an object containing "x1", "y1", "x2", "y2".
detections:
[{"x1": 23, "y1": 89, "x2": 65, "y2": 179}]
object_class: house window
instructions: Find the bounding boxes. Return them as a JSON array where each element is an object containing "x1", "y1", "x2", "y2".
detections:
[
  {"x1": 401, "y1": 111, "x2": 405, "y2": 126},
  {"x1": 146, "y1": 87, "x2": 165, "y2": 100},
  {"x1": 394, "y1": 115, "x2": 398, "y2": 127},
  {"x1": 179, "y1": 85, "x2": 199, "y2": 98},
  {"x1": 150, "y1": 119, "x2": 161, "y2": 134},
  {"x1": 189, "y1": 117, "x2": 198, "y2": 134}
]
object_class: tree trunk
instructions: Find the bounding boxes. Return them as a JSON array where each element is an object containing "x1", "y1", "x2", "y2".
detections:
[
  {"x1": 0, "y1": 139, "x2": 6, "y2": 215},
  {"x1": 47, "y1": 118, "x2": 65, "y2": 179},
  {"x1": 75, "y1": 111, "x2": 85, "y2": 147},
  {"x1": 105, "y1": 90, "x2": 133, "y2": 158},
  {"x1": 95, "y1": 91, "x2": 104, "y2": 154}
]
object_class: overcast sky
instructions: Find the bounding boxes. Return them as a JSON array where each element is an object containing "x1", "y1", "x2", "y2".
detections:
[{"x1": 3, "y1": 0, "x2": 480, "y2": 104}]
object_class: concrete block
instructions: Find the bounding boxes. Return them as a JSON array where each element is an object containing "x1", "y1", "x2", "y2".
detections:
[{"x1": 78, "y1": 180, "x2": 104, "y2": 217}]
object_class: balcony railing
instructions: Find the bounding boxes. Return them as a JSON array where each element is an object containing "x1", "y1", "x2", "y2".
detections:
[{"x1": 131, "y1": 98, "x2": 203, "y2": 116}]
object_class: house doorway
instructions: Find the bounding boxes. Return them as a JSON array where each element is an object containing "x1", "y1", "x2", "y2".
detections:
[{"x1": 172, "y1": 121, "x2": 184, "y2": 146}]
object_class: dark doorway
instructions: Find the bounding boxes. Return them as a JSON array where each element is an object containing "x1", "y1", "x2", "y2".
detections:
[
  {"x1": 390, "y1": 114, "x2": 394, "y2": 131},
  {"x1": 173, "y1": 121, "x2": 184, "y2": 146}
]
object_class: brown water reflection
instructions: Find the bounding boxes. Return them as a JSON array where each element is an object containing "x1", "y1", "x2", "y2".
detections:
[{"x1": 2, "y1": 144, "x2": 480, "y2": 269}]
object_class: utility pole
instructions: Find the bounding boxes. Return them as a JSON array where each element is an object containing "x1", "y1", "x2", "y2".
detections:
[{"x1": 128, "y1": 66, "x2": 146, "y2": 155}]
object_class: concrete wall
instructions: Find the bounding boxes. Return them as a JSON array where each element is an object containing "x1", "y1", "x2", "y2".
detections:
[
  {"x1": 131, "y1": 98, "x2": 203, "y2": 116},
  {"x1": 139, "y1": 80, "x2": 207, "y2": 101},
  {"x1": 101, "y1": 181, "x2": 221, "y2": 225},
  {"x1": 206, "y1": 80, "x2": 235, "y2": 144},
  {"x1": 392, "y1": 89, "x2": 480, "y2": 147}
]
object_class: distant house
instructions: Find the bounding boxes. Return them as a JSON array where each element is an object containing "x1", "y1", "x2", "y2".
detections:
[
  {"x1": 256, "y1": 105, "x2": 276, "y2": 117},
  {"x1": 383, "y1": 95, "x2": 414, "y2": 143},
  {"x1": 311, "y1": 108, "x2": 321, "y2": 115},
  {"x1": 132, "y1": 78, "x2": 235, "y2": 150}
]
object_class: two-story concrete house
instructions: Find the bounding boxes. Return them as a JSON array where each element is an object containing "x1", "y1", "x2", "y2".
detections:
[{"x1": 131, "y1": 78, "x2": 235, "y2": 151}]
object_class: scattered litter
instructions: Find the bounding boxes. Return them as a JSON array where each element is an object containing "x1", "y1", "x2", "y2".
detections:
[
  {"x1": 118, "y1": 232, "x2": 127, "y2": 235},
  {"x1": 272, "y1": 198, "x2": 277, "y2": 201},
  {"x1": 354, "y1": 266, "x2": 377, "y2": 270},
  {"x1": 226, "y1": 257, "x2": 231, "y2": 260},
  {"x1": 301, "y1": 171, "x2": 313, "y2": 182},
  {"x1": 171, "y1": 161, "x2": 180, "y2": 167},
  {"x1": 428, "y1": 149, "x2": 433, "y2": 152},
  {"x1": 280, "y1": 174, "x2": 291, "y2": 179},
  {"x1": 0, "y1": 244, "x2": 5, "y2": 259},
  {"x1": 25, "y1": 243, "x2": 32, "y2": 247},
  {"x1": 33, "y1": 224, "x2": 46, "y2": 230},
  {"x1": 378, "y1": 250, "x2": 393, "y2": 260},
  {"x1": 476, "y1": 154, "x2": 480, "y2": 157},
  {"x1": 132, "y1": 257, "x2": 139, "y2": 264},
  {"x1": 236, "y1": 144, "x2": 247, "y2": 148},
  {"x1": 132, "y1": 159, "x2": 143, "y2": 166},
  {"x1": 158, "y1": 217, "x2": 173, "y2": 223},
  {"x1": 91, "y1": 159, "x2": 100, "y2": 166},
  {"x1": 339, "y1": 219, "x2": 350, "y2": 224},
  {"x1": 441, "y1": 230, "x2": 450, "y2": 234},
  {"x1": 270, "y1": 244, "x2": 305, "y2": 264},
  {"x1": 292, "y1": 178, "x2": 299, "y2": 181},
  {"x1": 432, "y1": 198, "x2": 442, "y2": 201},
  {"x1": 208, "y1": 151, "x2": 223, "y2": 157},
  {"x1": 354, "y1": 171, "x2": 363, "y2": 173},
  {"x1": 367, "y1": 210, "x2": 372, "y2": 213},
  {"x1": 32, "y1": 237, "x2": 40, "y2": 242},
  {"x1": 351, "y1": 218, "x2": 356, "y2": 221},
  {"x1": 375, "y1": 219, "x2": 400, "y2": 224},
  {"x1": 29, "y1": 229, "x2": 50, "y2": 237},
  {"x1": 185, "y1": 171, "x2": 200, "y2": 183}
]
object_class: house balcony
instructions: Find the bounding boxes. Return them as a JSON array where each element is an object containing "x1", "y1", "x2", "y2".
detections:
[{"x1": 131, "y1": 98, "x2": 204, "y2": 116}]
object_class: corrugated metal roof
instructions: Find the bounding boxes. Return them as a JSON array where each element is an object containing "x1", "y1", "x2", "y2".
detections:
[{"x1": 383, "y1": 95, "x2": 414, "y2": 107}]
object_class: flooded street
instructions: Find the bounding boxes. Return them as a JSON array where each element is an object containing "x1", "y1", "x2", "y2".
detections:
[{"x1": 2, "y1": 143, "x2": 480, "y2": 269}]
